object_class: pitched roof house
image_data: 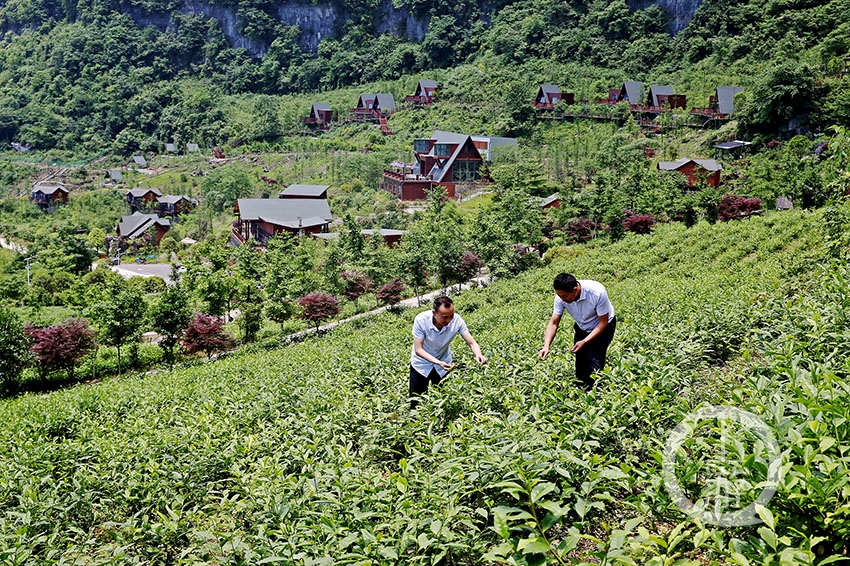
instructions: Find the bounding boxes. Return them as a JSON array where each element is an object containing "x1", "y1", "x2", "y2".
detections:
[
  {"x1": 117, "y1": 212, "x2": 171, "y2": 244},
  {"x1": 355, "y1": 93, "x2": 396, "y2": 115},
  {"x1": 533, "y1": 85, "x2": 574, "y2": 109},
  {"x1": 646, "y1": 85, "x2": 687, "y2": 109},
  {"x1": 404, "y1": 80, "x2": 439, "y2": 106},
  {"x1": 658, "y1": 158, "x2": 722, "y2": 188},
  {"x1": 692, "y1": 86, "x2": 744, "y2": 117},
  {"x1": 31, "y1": 182, "x2": 69, "y2": 211},
  {"x1": 600, "y1": 81, "x2": 644, "y2": 105},
  {"x1": 157, "y1": 194, "x2": 198, "y2": 216},
  {"x1": 126, "y1": 188, "x2": 163, "y2": 210},
  {"x1": 234, "y1": 198, "x2": 333, "y2": 244},
  {"x1": 305, "y1": 102, "x2": 334, "y2": 130},
  {"x1": 278, "y1": 184, "x2": 329, "y2": 199},
  {"x1": 381, "y1": 130, "x2": 518, "y2": 201}
]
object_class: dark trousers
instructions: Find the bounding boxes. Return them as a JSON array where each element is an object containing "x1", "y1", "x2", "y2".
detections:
[
  {"x1": 409, "y1": 365, "x2": 442, "y2": 409},
  {"x1": 574, "y1": 318, "x2": 616, "y2": 388}
]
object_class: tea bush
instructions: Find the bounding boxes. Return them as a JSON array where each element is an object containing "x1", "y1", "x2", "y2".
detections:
[{"x1": 1, "y1": 210, "x2": 848, "y2": 564}]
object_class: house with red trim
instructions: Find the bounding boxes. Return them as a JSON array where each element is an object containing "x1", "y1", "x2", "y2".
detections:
[
  {"x1": 691, "y1": 86, "x2": 744, "y2": 118},
  {"x1": 127, "y1": 188, "x2": 163, "y2": 211},
  {"x1": 31, "y1": 182, "x2": 69, "y2": 212},
  {"x1": 646, "y1": 85, "x2": 687, "y2": 110},
  {"x1": 157, "y1": 195, "x2": 197, "y2": 217},
  {"x1": 234, "y1": 198, "x2": 333, "y2": 245},
  {"x1": 598, "y1": 81, "x2": 644, "y2": 106},
  {"x1": 533, "y1": 85, "x2": 574, "y2": 110},
  {"x1": 658, "y1": 158, "x2": 722, "y2": 188},
  {"x1": 304, "y1": 103, "x2": 334, "y2": 130},
  {"x1": 117, "y1": 212, "x2": 171, "y2": 245},
  {"x1": 381, "y1": 130, "x2": 518, "y2": 201},
  {"x1": 354, "y1": 94, "x2": 396, "y2": 116},
  {"x1": 404, "y1": 80, "x2": 438, "y2": 106},
  {"x1": 540, "y1": 193, "x2": 561, "y2": 211}
]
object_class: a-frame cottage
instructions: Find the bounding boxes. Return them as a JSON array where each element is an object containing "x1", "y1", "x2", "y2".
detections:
[
  {"x1": 599, "y1": 81, "x2": 644, "y2": 106},
  {"x1": 691, "y1": 86, "x2": 744, "y2": 118},
  {"x1": 404, "y1": 80, "x2": 439, "y2": 106},
  {"x1": 658, "y1": 158, "x2": 722, "y2": 189},
  {"x1": 381, "y1": 130, "x2": 518, "y2": 201},
  {"x1": 646, "y1": 85, "x2": 687, "y2": 109},
  {"x1": 305, "y1": 103, "x2": 334, "y2": 130},
  {"x1": 533, "y1": 85, "x2": 574, "y2": 110}
]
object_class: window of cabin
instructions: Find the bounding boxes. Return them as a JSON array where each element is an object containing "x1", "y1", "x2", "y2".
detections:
[
  {"x1": 452, "y1": 160, "x2": 480, "y2": 182},
  {"x1": 434, "y1": 143, "x2": 451, "y2": 157},
  {"x1": 414, "y1": 139, "x2": 430, "y2": 153}
]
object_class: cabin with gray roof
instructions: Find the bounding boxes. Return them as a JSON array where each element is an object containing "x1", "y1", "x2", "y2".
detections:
[
  {"x1": 157, "y1": 194, "x2": 198, "y2": 217},
  {"x1": 381, "y1": 130, "x2": 518, "y2": 200},
  {"x1": 599, "y1": 81, "x2": 644, "y2": 106},
  {"x1": 126, "y1": 188, "x2": 163, "y2": 211},
  {"x1": 646, "y1": 85, "x2": 686, "y2": 109},
  {"x1": 305, "y1": 103, "x2": 334, "y2": 130},
  {"x1": 692, "y1": 86, "x2": 744, "y2": 117},
  {"x1": 116, "y1": 212, "x2": 171, "y2": 245},
  {"x1": 31, "y1": 182, "x2": 69, "y2": 211},
  {"x1": 404, "y1": 80, "x2": 439, "y2": 106},
  {"x1": 234, "y1": 198, "x2": 333, "y2": 244},
  {"x1": 278, "y1": 184, "x2": 329, "y2": 200},
  {"x1": 355, "y1": 93, "x2": 396, "y2": 115},
  {"x1": 533, "y1": 85, "x2": 574, "y2": 110},
  {"x1": 658, "y1": 158, "x2": 722, "y2": 188}
]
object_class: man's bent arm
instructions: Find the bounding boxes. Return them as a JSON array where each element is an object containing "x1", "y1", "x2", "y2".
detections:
[
  {"x1": 413, "y1": 337, "x2": 453, "y2": 369},
  {"x1": 461, "y1": 332, "x2": 487, "y2": 364},
  {"x1": 570, "y1": 314, "x2": 609, "y2": 353},
  {"x1": 538, "y1": 314, "x2": 562, "y2": 359}
]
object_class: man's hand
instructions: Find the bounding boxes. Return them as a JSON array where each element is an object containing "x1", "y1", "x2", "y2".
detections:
[
  {"x1": 475, "y1": 353, "x2": 487, "y2": 365},
  {"x1": 538, "y1": 346, "x2": 549, "y2": 360},
  {"x1": 439, "y1": 361, "x2": 456, "y2": 371},
  {"x1": 570, "y1": 340, "x2": 586, "y2": 353}
]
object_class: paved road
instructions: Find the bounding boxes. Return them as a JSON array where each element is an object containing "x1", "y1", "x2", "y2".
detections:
[{"x1": 110, "y1": 263, "x2": 176, "y2": 283}]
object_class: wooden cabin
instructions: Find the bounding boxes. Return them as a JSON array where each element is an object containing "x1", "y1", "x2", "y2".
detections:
[
  {"x1": 116, "y1": 212, "x2": 171, "y2": 245},
  {"x1": 404, "y1": 80, "x2": 439, "y2": 106},
  {"x1": 234, "y1": 198, "x2": 333, "y2": 245},
  {"x1": 31, "y1": 182, "x2": 69, "y2": 212},
  {"x1": 305, "y1": 103, "x2": 334, "y2": 130},
  {"x1": 658, "y1": 158, "x2": 722, "y2": 189},
  {"x1": 278, "y1": 184, "x2": 329, "y2": 200},
  {"x1": 533, "y1": 85, "x2": 574, "y2": 110}
]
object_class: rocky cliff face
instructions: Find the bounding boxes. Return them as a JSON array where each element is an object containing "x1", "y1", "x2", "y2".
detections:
[
  {"x1": 126, "y1": 0, "x2": 700, "y2": 59},
  {"x1": 628, "y1": 0, "x2": 703, "y2": 34}
]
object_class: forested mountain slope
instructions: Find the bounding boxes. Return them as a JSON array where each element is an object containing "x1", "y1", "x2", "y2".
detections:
[
  {"x1": 2, "y1": 209, "x2": 849, "y2": 562},
  {"x1": 0, "y1": 0, "x2": 848, "y2": 152}
]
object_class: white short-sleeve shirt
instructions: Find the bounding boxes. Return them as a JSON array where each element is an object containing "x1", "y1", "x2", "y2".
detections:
[
  {"x1": 553, "y1": 280, "x2": 615, "y2": 332},
  {"x1": 410, "y1": 310, "x2": 469, "y2": 377}
]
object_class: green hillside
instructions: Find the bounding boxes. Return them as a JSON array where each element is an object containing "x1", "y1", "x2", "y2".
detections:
[{"x1": 2, "y1": 209, "x2": 849, "y2": 563}]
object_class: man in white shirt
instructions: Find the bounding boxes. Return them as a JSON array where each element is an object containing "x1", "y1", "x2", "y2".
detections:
[
  {"x1": 410, "y1": 296, "x2": 487, "y2": 408},
  {"x1": 538, "y1": 273, "x2": 616, "y2": 388}
]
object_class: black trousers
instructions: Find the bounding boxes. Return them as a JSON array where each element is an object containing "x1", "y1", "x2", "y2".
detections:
[
  {"x1": 409, "y1": 365, "x2": 442, "y2": 409},
  {"x1": 573, "y1": 318, "x2": 616, "y2": 388}
]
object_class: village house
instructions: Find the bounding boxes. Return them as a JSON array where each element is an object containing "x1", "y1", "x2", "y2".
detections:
[
  {"x1": 304, "y1": 103, "x2": 334, "y2": 130},
  {"x1": 30, "y1": 182, "x2": 69, "y2": 212},
  {"x1": 116, "y1": 211, "x2": 171, "y2": 245},
  {"x1": 354, "y1": 94, "x2": 396, "y2": 116},
  {"x1": 278, "y1": 184, "x2": 329, "y2": 200},
  {"x1": 381, "y1": 130, "x2": 518, "y2": 201},
  {"x1": 646, "y1": 85, "x2": 687, "y2": 109},
  {"x1": 691, "y1": 86, "x2": 744, "y2": 118},
  {"x1": 234, "y1": 198, "x2": 333, "y2": 245},
  {"x1": 404, "y1": 80, "x2": 439, "y2": 106},
  {"x1": 540, "y1": 193, "x2": 561, "y2": 211},
  {"x1": 126, "y1": 188, "x2": 163, "y2": 211},
  {"x1": 157, "y1": 195, "x2": 197, "y2": 217},
  {"x1": 598, "y1": 81, "x2": 644, "y2": 106},
  {"x1": 533, "y1": 85, "x2": 574, "y2": 110},
  {"x1": 658, "y1": 158, "x2": 722, "y2": 188}
]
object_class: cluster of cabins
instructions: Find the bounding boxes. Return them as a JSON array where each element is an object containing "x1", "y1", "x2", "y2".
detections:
[
  {"x1": 533, "y1": 83, "x2": 744, "y2": 118},
  {"x1": 233, "y1": 184, "x2": 404, "y2": 247},
  {"x1": 116, "y1": 189, "x2": 198, "y2": 245}
]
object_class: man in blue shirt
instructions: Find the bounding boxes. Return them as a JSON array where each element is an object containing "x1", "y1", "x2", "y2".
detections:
[
  {"x1": 538, "y1": 273, "x2": 616, "y2": 388},
  {"x1": 410, "y1": 296, "x2": 487, "y2": 408}
]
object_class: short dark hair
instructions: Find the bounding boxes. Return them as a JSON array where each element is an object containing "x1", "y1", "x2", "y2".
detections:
[
  {"x1": 553, "y1": 273, "x2": 578, "y2": 291},
  {"x1": 433, "y1": 296, "x2": 453, "y2": 311}
]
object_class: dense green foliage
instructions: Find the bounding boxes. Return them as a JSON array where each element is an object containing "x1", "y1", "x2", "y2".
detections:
[{"x1": 2, "y1": 208, "x2": 850, "y2": 562}]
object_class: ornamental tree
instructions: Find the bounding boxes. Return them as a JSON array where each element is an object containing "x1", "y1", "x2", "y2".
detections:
[
  {"x1": 26, "y1": 318, "x2": 96, "y2": 380},
  {"x1": 718, "y1": 194, "x2": 763, "y2": 221},
  {"x1": 622, "y1": 210, "x2": 657, "y2": 234},
  {"x1": 297, "y1": 291, "x2": 341, "y2": 332},
  {"x1": 182, "y1": 313, "x2": 235, "y2": 360},
  {"x1": 376, "y1": 278, "x2": 406, "y2": 309},
  {"x1": 341, "y1": 271, "x2": 373, "y2": 311}
]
